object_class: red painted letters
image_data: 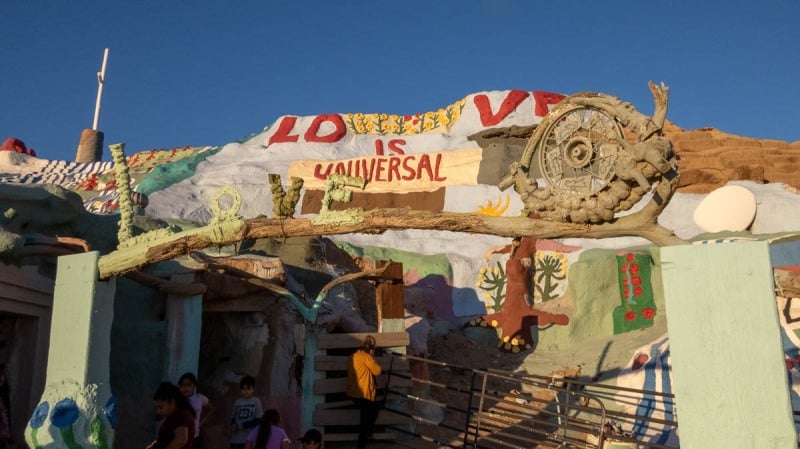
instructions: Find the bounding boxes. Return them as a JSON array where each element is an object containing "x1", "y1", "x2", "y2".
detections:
[
  {"x1": 268, "y1": 116, "x2": 300, "y2": 145},
  {"x1": 532, "y1": 91, "x2": 566, "y2": 117},
  {"x1": 304, "y1": 114, "x2": 346, "y2": 143},
  {"x1": 375, "y1": 139, "x2": 407, "y2": 155},
  {"x1": 473, "y1": 89, "x2": 529, "y2": 127}
]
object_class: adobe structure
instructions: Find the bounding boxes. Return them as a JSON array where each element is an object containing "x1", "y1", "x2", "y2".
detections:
[{"x1": 1, "y1": 83, "x2": 800, "y2": 448}]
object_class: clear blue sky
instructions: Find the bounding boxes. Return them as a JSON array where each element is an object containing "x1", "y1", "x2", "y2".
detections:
[{"x1": 2, "y1": 1, "x2": 798, "y2": 161}]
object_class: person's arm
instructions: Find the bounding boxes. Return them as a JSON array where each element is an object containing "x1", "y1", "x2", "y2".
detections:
[
  {"x1": 164, "y1": 426, "x2": 189, "y2": 449},
  {"x1": 366, "y1": 353, "x2": 382, "y2": 376},
  {"x1": 200, "y1": 399, "x2": 214, "y2": 426}
]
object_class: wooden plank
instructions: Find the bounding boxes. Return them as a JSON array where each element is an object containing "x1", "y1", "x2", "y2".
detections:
[
  {"x1": 313, "y1": 374, "x2": 413, "y2": 395},
  {"x1": 314, "y1": 399, "x2": 353, "y2": 410},
  {"x1": 314, "y1": 409, "x2": 410, "y2": 426},
  {"x1": 322, "y1": 432, "x2": 397, "y2": 442},
  {"x1": 661, "y1": 242, "x2": 796, "y2": 449},
  {"x1": 317, "y1": 332, "x2": 409, "y2": 349},
  {"x1": 377, "y1": 260, "x2": 404, "y2": 319},
  {"x1": 315, "y1": 354, "x2": 410, "y2": 372}
]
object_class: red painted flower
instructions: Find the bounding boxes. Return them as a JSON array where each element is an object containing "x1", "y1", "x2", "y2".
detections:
[
  {"x1": 621, "y1": 264, "x2": 628, "y2": 273},
  {"x1": 626, "y1": 253, "x2": 635, "y2": 263},
  {"x1": 642, "y1": 307, "x2": 655, "y2": 319},
  {"x1": 624, "y1": 311, "x2": 636, "y2": 321},
  {"x1": 629, "y1": 264, "x2": 640, "y2": 275},
  {"x1": 631, "y1": 276, "x2": 642, "y2": 286},
  {"x1": 633, "y1": 286, "x2": 644, "y2": 296},
  {"x1": 404, "y1": 115, "x2": 412, "y2": 121},
  {"x1": 623, "y1": 288, "x2": 629, "y2": 297}
]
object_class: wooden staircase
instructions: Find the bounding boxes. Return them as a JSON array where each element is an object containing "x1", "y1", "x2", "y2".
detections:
[{"x1": 312, "y1": 331, "x2": 412, "y2": 444}]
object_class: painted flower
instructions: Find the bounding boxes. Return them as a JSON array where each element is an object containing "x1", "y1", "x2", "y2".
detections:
[
  {"x1": 621, "y1": 264, "x2": 628, "y2": 273},
  {"x1": 50, "y1": 398, "x2": 80, "y2": 428},
  {"x1": 629, "y1": 264, "x2": 640, "y2": 275},
  {"x1": 633, "y1": 286, "x2": 644, "y2": 296},
  {"x1": 631, "y1": 276, "x2": 642, "y2": 286},
  {"x1": 642, "y1": 307, "x2": 655, "y2": 320},
  {"x1": 624, "y1": 311, "x2": 636, "y2": 321},
  {"x1": 106, "y1": 395, "x2": 118, "y2": 428},
  {"x1": 29, "y1": 401, "x2": 49, "y2": 429}
]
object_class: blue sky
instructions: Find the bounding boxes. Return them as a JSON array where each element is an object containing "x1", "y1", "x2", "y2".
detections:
[{"x1": 1, "y1": 1, "x2": 798, "y2": 161}]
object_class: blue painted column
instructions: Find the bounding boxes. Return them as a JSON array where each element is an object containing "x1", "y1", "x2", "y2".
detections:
[
  {"x1": 164, "y1": 273, "x2": 203, "y2": 383},
  {"x1": 25, "y1": 251, "x2": 117, "y2": 449},
  {"x1": 661, "y1": 242, "x2": 797, "y2": 448}
]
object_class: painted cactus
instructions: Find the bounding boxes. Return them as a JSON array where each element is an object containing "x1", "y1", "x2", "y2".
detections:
[{"x1": 25, "y1": 382, "x2": 116, "y2": 449}]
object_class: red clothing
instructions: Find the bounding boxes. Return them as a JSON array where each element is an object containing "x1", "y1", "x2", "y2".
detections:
[
  {"x1": 346, "y1": 349, "x2": 382, "y2": 401},
  {"x1": 154, "y1": 408, "x2": 195, "y2": 449}
]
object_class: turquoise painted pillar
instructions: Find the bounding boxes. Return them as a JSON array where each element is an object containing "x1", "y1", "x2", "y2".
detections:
[
  {"x1": 661, "y1": 242, "x2": 796, "y2": 448},
  {"x1": 164, "y1": 273, "x2": 203, "y2": 383},
  {"x1": 25, "y1": 251, "x2": 117, "y2": 449},
  {"x1": 301, "y1": 323, "x2": 323, "y2": 429}
]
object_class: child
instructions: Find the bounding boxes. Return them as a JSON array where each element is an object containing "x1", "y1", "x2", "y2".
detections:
[
  {"x1": 244, "y1": 409, "x2": 290, "y2": 449},
  {"x1": 298, "y1": 428, "x2": 322, "y2": 449},
  {"x1": 230, "y1": 375, "x2": 263, "y2": 449},
  {"x1": 178, "y1": 372, "x2": 213, "y2": 449}
]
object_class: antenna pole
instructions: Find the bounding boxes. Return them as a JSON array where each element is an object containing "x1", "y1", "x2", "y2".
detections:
[{"x1": 92, "y1": 48, "x2": 109, "y2": 131}]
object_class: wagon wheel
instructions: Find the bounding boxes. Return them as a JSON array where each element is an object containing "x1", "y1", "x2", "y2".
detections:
[{"x1": 536, "y1": 105, "x2": 624, "y2": 198}]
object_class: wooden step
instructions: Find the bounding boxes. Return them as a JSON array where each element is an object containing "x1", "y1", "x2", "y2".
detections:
[
  {"x1": 314, "y1": 374, "x2": 413, "y2": 395},
  {"x1": 314, "y1": 409, "x2": 411, "y2": 426},
  {"x1": 315, "y1": 354, "x2": 411, "y2": 371},
  {"x1": 317, "y1": 332, "x2": 409, "y2": 349},
  {"x1": 322, "y1": 431, "x2": 398, "y2": 442}
]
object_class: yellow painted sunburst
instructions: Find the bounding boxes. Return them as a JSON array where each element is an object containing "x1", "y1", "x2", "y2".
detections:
[{"x1": 476, "y1": 195, "x2": 510, "y2": 216}]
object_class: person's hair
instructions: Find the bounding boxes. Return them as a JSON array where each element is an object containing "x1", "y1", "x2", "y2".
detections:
[
  {"x1": 240, "y1": 375, "x2": 255, "y2": 389},
  {"x1": 361, "y1": 335, "x2": 376, "y2": 351},
  {"x1": 300, "y1": 428, "x2": 322, "y2": 444},
  {"x1": 153, "y1": 382, "x2": 195, "y2": 417},
  {"x1": 255, "y1": 409, "x2": 281, "y2": 449},
  {"x1": 178, "y1": 372, "x2": 197, "y2": 386}
]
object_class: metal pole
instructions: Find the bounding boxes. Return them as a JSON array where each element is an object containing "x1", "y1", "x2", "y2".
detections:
[{"x1": 92, "y1": 48, "x2": 109, "y2": 131}]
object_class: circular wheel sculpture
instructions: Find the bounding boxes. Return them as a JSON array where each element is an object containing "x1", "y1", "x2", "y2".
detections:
[{"x1": 536, "y1": 105, "x2": 624, "y2": 198}]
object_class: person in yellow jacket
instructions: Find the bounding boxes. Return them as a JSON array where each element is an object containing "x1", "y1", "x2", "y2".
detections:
[{"x1": 346, "y1": 335, "x2": 382, "y2": 449}]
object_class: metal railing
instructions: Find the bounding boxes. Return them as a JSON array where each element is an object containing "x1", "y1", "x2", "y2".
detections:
[{"x1": 379, "y1": 352, "x2": 679, "y2": 449}]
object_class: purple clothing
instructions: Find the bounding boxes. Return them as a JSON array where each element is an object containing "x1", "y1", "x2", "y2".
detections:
[
  {"x1": 245, "y1": 425, "x2": 290, "y2": 449},
  {"x1": 187, "y1": 392, "x2": 209, "y2": 438}
]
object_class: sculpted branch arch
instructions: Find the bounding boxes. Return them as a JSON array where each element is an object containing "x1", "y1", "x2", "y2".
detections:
[{"x1": 97, "y1": 83, "x2": 682, "y2": 279}]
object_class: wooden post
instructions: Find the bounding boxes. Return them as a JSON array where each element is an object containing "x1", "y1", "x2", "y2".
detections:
[
  {"x1": 93, "y1": 48, "x2": 109, "y2": 131},
  {"x1": 375, "y1": 261, "x2": 404, "y2": 343},
  {"x1": 75, "y1": 128, "x2": 104, "y2": 163},
  {"x1": 75, "y1": 48, "x2": 108, "y2": 163}
]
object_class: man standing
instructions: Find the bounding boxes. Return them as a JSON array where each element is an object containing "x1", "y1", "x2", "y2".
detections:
[{"x1": 346, "y1": 335, "x2": 382, "y2": 449}]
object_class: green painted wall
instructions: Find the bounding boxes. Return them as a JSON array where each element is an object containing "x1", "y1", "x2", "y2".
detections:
[
  {"x1": 535, "y1": 246, "x2": 667, "y2": 350},
  {"x1": 661, "y1": 242, "x2": 796, "y2": 448}
]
